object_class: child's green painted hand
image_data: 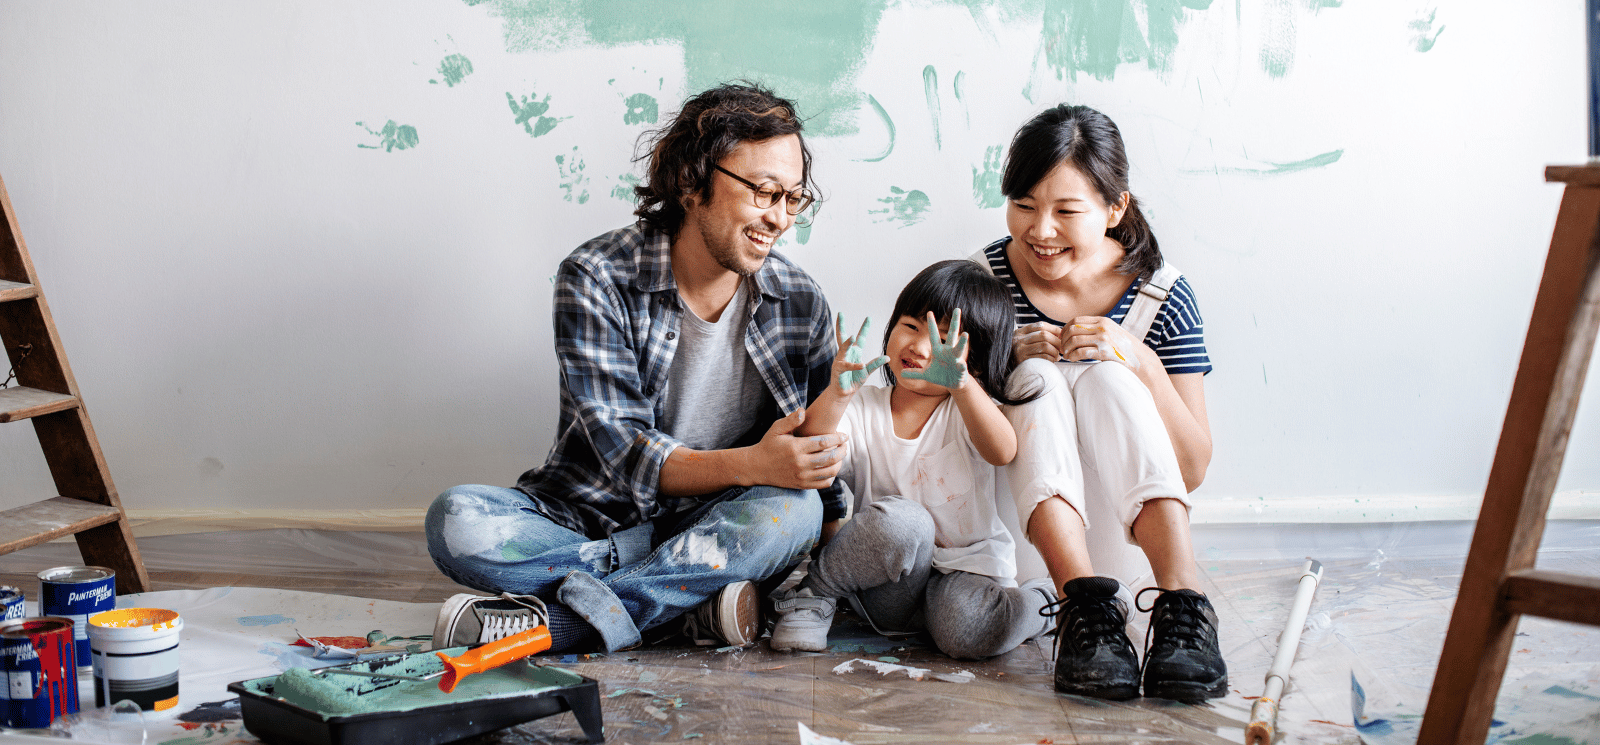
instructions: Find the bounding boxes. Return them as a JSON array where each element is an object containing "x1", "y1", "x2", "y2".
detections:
[
  {"x1": 901, "y1": 309, "x2": 969, "y2": 390},
  {"x1": 835, "y1": 313, "x2": 889, "y2": 394}
]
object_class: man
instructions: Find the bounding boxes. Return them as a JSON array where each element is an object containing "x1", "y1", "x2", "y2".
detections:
[{"x1": 424, "y1": 83, "x2": 846, "y2": 655}]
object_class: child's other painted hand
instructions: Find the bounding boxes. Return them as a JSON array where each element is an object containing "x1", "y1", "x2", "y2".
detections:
[
  {"x1": 901, "y1": 309, "x2": 969, "y2": 390},
  {"x1": 1063, "y1": 317, "x2": 1142, "y2": 370},
  {"x1": 1012, "y1": 321, "x2": 1065, "y2": 365},
  {"x1": 834, "y1": 313, "x2": 889, "y2": 394}
]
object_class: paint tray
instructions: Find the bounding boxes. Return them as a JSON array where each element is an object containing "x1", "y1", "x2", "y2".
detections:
[{"x1": 227, "y1": 646, "x2": 603, "y2": 744}]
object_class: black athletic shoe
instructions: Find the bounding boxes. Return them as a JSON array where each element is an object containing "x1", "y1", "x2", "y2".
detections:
[
  {"x1": 1137, "y1": 587, "x2": 1228, "y2": 702},
  {"x1": 1042, "y1": 576, "x2": 1140, "y2": 700}
]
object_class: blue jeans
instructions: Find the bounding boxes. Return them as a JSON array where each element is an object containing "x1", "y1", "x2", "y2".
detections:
[{"x1": 425, "y1": 484, "x2": 822, "y2": 652}]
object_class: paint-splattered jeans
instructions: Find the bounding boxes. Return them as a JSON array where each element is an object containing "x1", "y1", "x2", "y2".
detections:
[{"x1": 425, "y1": 484, "x2": 822, "y2": 652}]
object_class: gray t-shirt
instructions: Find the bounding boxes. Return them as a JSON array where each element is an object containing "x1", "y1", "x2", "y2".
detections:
[{"x1": 658, "y1": 278, "x2": 768, "y2": 450}]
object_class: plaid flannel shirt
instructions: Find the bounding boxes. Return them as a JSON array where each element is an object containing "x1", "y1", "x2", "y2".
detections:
[{"x1": 514, "y1": 222, "x2": 844, "y2": 537}]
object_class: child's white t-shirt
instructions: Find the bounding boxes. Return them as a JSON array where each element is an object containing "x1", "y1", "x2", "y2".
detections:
[{"x1": 837, "y1": 385, "x2": 1017, "y2": 585}]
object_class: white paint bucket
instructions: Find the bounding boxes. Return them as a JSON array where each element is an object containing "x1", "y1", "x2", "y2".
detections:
[{"x1": 87, "y1": 608, "x2": 182, "y2": 714}]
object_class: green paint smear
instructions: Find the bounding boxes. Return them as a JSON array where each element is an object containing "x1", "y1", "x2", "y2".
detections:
[
  {"x1": 1193, "y1": 148, "x2": 1343, "y2": 176},
  {"x1": 872, "y1": 186, "x2": 931, "y2": 227},
  {"x1": 972, "y1": 145, "x2": 1004, "y2": 209},
  {"x1": 611, "y1": 172, "x2": 642, "y2": 202},
  {"x1": 922, "y1": 65, "x2": 941, "y2": 150},
  {"x1": 557, "y1": 147, "x2": 591, "y2": 204},
  {"x1": 1541, "y1": 685, "x2": 1600, "y2": 701},
  {"x1": 1034, "y1": 0, "x2": 1215, "y2": 81},
  {"x1": 623, "y1": 92, "x2": 659, "y2": 125},
  {"x1": 858, "y1": 94, "x2": 895, "y2": 162},
  {"x1": 793, "y1": 222, "x2": 813, "y2": 245},
  {"x1": 507, "y1": 91, "x2": 567, "y2": 137},
  {"x1": 433, "y1": 54, "x2": 474, "y2": 86},
  {"x1": 1409, "y1": 10, "x2": 1444, "y2": 52},
  {"x1": 1503, "y1": 737, "x2": 1582, "y2": 745},
  {"x1": 253, "y1": 650, "x2": 583, "y2": 718},
  {"x1": 356, "y1": 121, "x2": 420, "y2": 152},
  {"x1": 469, "y1": 0, "x2": 906, "y2": 137}
]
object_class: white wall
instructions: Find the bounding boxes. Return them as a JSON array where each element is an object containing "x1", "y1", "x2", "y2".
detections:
[{"x1": 1, "y1": 0, "x2": 1596, "y2": 524}]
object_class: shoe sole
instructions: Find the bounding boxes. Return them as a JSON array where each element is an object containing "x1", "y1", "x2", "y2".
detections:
[
  {"x1": 1144, "y1": 676, "x2": 1229, "y2": 703},
  {"x1": 1055, "y1": 678, "x2": 1140, "y2": 701},
  {"x1": 718, "y1": 581, "x2": 758, "y2": 647}
]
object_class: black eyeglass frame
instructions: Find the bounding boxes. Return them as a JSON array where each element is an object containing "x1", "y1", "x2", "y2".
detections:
[{"x1": 713, "y1": 165, "x2": 818, "y2": 220}]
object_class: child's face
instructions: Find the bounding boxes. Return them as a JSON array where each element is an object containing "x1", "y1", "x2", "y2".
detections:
[{"x1": 887, "y1": 313, "x2": 954, "y2": 396}]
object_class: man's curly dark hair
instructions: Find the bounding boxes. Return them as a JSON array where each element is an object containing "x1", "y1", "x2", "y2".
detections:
[{"x1": 634, "y1": 82, "x2": 816, "y2": 236}]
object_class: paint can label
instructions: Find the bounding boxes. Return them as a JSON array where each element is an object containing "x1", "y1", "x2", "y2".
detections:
[
  {"x1": 37, "y1": 566, "x2": 116, "y2": 669},
  {"x1": 1, "y1": 616, "x2": 79, "y2": 728},
  {"x1": 0, "y1": 587, "x2": 22, "y2": 622},
  {"x1": 89, "y1": 608, "x2": 182, "y2": 713}
]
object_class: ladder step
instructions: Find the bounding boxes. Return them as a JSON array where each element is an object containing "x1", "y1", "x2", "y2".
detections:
[
  {"x1": 1505, "y1": 569, "x2": 1600, "y2": 626},
  {"x1": 0, "y1": 280, "x2": 38, "y2": 303},
  {"x1": 0, "y1": 497, "x2": 123, "y2": 555},
  {"x1": 0, "y1": 386, "x2": 79, "y2": 423}
]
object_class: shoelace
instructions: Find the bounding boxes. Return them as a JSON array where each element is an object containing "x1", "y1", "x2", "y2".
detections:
[
  {"x1": 478, "y1": 610, "x2": 536, "y2": 643},
  {"x1": 1039, "y1": 595, "x2": 1131, "y2": 656},
  {"x1": 1134, "y1": 587, "x2": 1215, "y2": 676}
]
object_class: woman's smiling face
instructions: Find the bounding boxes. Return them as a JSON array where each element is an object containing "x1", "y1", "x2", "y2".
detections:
[{"x1": 1004, "y1": 160, "x2": 1128, "y2": 283}]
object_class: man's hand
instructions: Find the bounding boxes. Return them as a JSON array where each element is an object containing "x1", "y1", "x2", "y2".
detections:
[{"x1": 741, "y1": 408, "x2": 846, "y2": 490}]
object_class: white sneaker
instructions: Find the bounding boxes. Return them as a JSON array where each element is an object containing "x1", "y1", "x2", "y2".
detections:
[
  {"x1": 432, "y1": 592, "x2": 549, "y2": 650},
  {"x1": 769, "y1": 588, "x2": 836, "y2": 652}
]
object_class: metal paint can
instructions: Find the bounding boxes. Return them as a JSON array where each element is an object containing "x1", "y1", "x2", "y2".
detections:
[
  {"x1": 0, "y1": 586, "x2": 22, "y2": 622},
  {"x1": 37, "y1": 565, "x2": 116, "y2": 668},
  {"x1": 1, "y1": 616, "x2": 79, "y2": 728},
  {"x1": 88, "y1": 608, "x2": 182, "y2": 713}
]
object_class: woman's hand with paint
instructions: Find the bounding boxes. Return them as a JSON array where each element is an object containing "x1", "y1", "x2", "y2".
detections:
[
  {"x1": 1012, "y1": 320, "x2": 1066, "y2": 364},
  {"x1": 902, "y1": 309, "x2": 970, "y2": 391},
  {"x1": 1063, "y1": 317, "x2": 1142, "y2": 370},
  {"x1": 833, "y1": 313, "x2": 889, "y2": 395}
]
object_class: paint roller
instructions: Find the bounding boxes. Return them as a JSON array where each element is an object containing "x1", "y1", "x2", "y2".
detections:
[
  {"x1": 435, "y1": 625, "x2": 552, "y2": 693},
  {"x1": 1245, "y1": 558, "x2": 1324, "y2": 745}
]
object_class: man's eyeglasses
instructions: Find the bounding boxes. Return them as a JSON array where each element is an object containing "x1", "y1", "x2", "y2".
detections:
[{"x1": 714, "y1": 165, "x2": 817, "y2": 222}]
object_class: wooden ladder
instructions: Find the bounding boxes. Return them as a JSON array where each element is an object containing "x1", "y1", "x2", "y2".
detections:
[
  {"x1": 1419, "y1": 164, "x2": 1600, "y2": 743},
  {"x1": 0, "y1": 171, "x2": 149, "y2": 595}
]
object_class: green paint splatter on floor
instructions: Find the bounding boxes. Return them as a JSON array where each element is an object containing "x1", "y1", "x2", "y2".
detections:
[
  {"x1": 1408, "y1": 9, "x2": 1445, "y2": 52},
  {"x1": 466, "y1": 0, "x2": 899, "y2": 136},
  {"x1": 871, "y1": 186, "x2": 931, "y2": 227},
  {"x1": 507, "y1": 91, "x2": 568, "y2": 137},
  {"x1": 431, "y1": 54, "x2": 474, "y2": 86},
  {"x1": 623, "y1": 92, "x2": 659, "y2": 125},
  {"x1": 611, "y1": 172, "x2": 642, "y2": 202},
  {"x1": 557, "y1": 146, "x2": 591, "y2": 204},
  {"x1": 972, "y1": 145, "x2": 1003, "y2": 209},
  {"x1": 858, "y1": 94, "x2": 895, "y2": 163},
  {"x1": 356, "y1": 121, "x2": 420, "y2": 152}
]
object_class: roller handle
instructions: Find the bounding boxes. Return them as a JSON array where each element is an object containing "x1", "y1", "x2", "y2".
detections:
[{"x1": 435, "y1": 625, "x2": 552, "y2": 693}]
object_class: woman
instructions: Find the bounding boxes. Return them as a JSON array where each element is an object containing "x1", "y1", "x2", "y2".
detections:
[{"x1": 971, "y1": 104, "x2": 1224, "y2": 703}]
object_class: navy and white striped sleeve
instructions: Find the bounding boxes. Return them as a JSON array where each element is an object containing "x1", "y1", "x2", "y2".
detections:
[{"x1": 1145, "y1": 276, "x2": 1211, "y2": 376}]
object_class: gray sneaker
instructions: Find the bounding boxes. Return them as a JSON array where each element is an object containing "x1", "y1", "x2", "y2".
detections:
[
  {"x1": 432, "y1": 592, "x2": 549, "y2": 650},
  {"x1": 681, "y1": 581, "x2": 759, "y2": 647},
  {"x1": 770, "y1": 588, "x2": 836, "y2": 652}
]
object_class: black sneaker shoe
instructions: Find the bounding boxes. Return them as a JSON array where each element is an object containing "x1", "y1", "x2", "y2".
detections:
[
  {"x1": 1040, "y1": 576, "x2": 1140, "y2": 700},
  {"x1": 1137, "y1": 587, "x2": 1228, "y2": 702}
]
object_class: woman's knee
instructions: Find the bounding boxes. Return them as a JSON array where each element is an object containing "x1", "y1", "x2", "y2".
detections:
[{"x1": 1073, "y1": 360, "x2": 1148, "y2": 401}]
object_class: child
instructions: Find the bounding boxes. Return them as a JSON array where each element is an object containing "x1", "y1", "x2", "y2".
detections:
[{"x1": 770, "y1": 259, "x2": 1052, "y2": 659}]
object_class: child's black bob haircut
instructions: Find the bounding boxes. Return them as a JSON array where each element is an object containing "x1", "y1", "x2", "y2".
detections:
[{"x1": 881, "y1": 259, "x2": 1041, "y2": 406}]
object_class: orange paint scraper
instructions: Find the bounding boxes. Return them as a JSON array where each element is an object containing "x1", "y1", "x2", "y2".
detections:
[{"x1": 435, "y1": 626, "x2": 552, "y2": 693}]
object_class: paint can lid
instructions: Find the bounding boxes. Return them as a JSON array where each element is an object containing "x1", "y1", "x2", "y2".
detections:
[
  {"x1": 0, "y1": 585, "x2": 21, "y2": 598},
  {"x1": 37, "y1": 565, "x2": 116, "y2": 584}
]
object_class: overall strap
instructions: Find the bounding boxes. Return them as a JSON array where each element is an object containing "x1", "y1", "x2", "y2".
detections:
[{"x1": 1119, "y1": 262, "x2": 1181, "y2": 342}]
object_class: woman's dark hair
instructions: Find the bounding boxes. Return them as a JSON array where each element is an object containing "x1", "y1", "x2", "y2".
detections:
[
  {"x1": 633, "y1": 82, "x2": 816, "y2": 236},
  {"x1": 881, "y1": 260, "x2": 1040, "y2": 406},
  {"x1": 1002, "y1": 104, "x2": 1162, "y2": 279}
]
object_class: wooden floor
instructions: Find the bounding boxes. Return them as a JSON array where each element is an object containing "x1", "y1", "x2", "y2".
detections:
[{"x1": 3, "y1": 527, "x2": 1597, "y2": 744}]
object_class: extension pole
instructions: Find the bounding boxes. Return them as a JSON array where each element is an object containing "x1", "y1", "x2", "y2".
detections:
[{"x1": 1245, "y1": 559, "x2": 1325, "y2": 745}]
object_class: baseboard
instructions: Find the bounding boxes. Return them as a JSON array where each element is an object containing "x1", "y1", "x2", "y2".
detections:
[{"x1": 117, "y1": 491, "x2": 1600, "y2": 537}]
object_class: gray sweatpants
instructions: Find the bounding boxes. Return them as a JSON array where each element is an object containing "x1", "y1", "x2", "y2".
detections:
[{"x1": 799, "y1": 496, "x2": 1052, "y2": 660}]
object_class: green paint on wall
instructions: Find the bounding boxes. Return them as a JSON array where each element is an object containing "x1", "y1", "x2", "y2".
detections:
[
  {"x1": 557, "y1": 146, "x2": 591, "y2": 204},
  {"x1": 355, "y1": 121, "x2": 420, "y2": 152},
  {"x1": 611, "y1": 172, "x2": 642, "y2": 201},
  {"x1": 468, "y1": 0, "x2": 897, "y2": 136},
  {"x1": 972, "y1": 145, "x2": 1004, "y2": 209},
  {"x1": 1185, "y1": 148, "x2": 1344, "y2": 176},
  {"x1": 871, "y1": 186, "x2": 932, "y2": 227},
  {"x1": 1409, "y1": 9, "x2": 1444, "y2": 52},
  {"x1": 1040, "y1": 0, "x2": 1146, "y2": 82},
  {"x1": 431, "y1": 54, "x2": 474, "y2": 86},
  {"x1": 793, "y1": 222, "x2": 812, "y2": 245},
  {"x1": 922, "y1": 65, "x2": 941, "y2": 150},
  {"x1": 952, "y1": 70, "x2": 970, "y2": 129},
  {"x1": 623, "y1": 93, "x2": 659, "y2": 125},
  {"x1": 1260, "y1": 0, "x2": 1295, "y2": 78},
  {"x1": 507, "y1": 91, "x2": 568, "y2": 137},
  {"x1": 1146, "y1": 0, "x2": 1213, "y2": 75},
  {"x1": 858, "y1": 94, "x2": 895, "y2": 163}
]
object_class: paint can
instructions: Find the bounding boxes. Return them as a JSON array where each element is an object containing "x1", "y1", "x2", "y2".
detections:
[
  {"x1": 37, "y1": 565, "x2": 116, "y2": 668},
  {"x1": 0, "y1": 586, "x2": 23, "y2": 622},
  {"x1": 88, "y1": 608, "x2": 182, "y2": 713},
  {"x1": 1, "y1": 616, "x2": 79, "y2": 728}
]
